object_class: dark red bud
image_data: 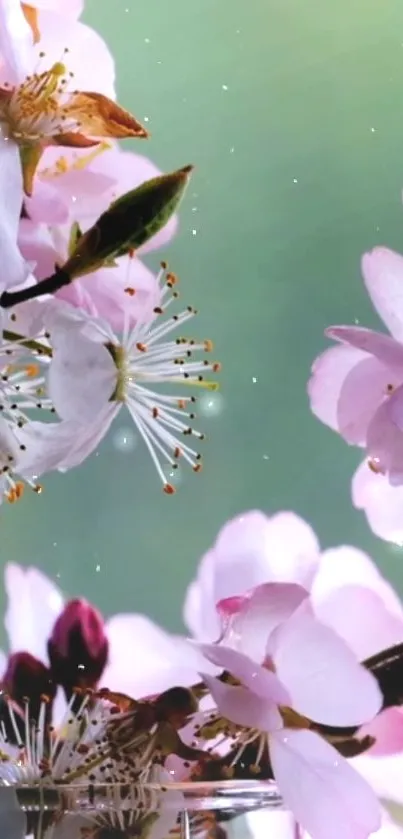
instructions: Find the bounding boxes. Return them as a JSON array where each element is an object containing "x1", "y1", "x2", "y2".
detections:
[
  {"x1": 48, "y1": 598, "x2": 108, "y2": 699},
  {"x1": 2, "y1": 652, "x2": 56, "y2": 728}
]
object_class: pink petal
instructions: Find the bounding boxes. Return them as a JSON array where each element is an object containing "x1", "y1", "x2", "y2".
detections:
[
  {"x1": 200, "y1": 644, "x2": 290, "y2": 705},
  {"x1": 389, "y1": 383, "x2": 403, "y2": 432},
  {"x1": 201, "y1": 673, "x2": 283, "y2": 731},
  {"x1": 308, "y1": 344, "x2": 369, "y2": 432},
  {"x1": 183, "y1": 565, "x2": 220, "y2": 643},
  {"x1": 312, "y1": 584, "x2": 403, "y2": 660},
  {"x1": 57, "y1": 258, "x2": 161, "y2": 332},
  {"x1": 362, "y1": 248, "x2": 403, "y2": 342},
  {"x1": 4, "y1": 299, "x2": 49, "y2": 340},
  {"x1": 0, "y1": 0, "x2": 33, "y2": 83},
  {"x1": 352, "y1": 459, "x2": 403, "y2": 544},
  {"x1": 47, "y1": 313, "x2": 116, "y2": 421},
  {"x1": 269, "y1": 605, "x2": 382, "y2": 726},
  {"x1": 311, "y1": 546, "x2": 403, "y2": 617},
  {"x1": 337, "y1": 356, "x2": 396, "y2": 445},
  {"x1": 18, "y1": 220, "x2": 60, "y2": 280},
  {"x1": 366, "y1": 390, "x2": 403, "y2": 482},
  {"x1": 217, "y1": 595, "x2": 249, "y2": 619},
  {"x1": 229, "y1": 582, "x2": 309, "y2": 663},
  {"x1": 216, "y1": 510, "x2": 319, "y2": 591},
  {"x1": 34, "y1": 15, "x2": 115, "y2": 98},
  {"x1": 27, "y1": 167, "x2": 113, "y2": 225},
  {"x1": 13, "y1": 419, "x2": 90, "y2": 477},
  {"x1": 102, "y1": 616, "x2": 204, "y2": 698},
  {"x1": 327, "y1": 326, "x2": 403, "y2": 372},
  {"x1": 0, "y1": 421, "x2": 53, "y2": 491},
  {"x1": 4, "y1": 564, "x2": 63, "y2": 663},
  {"x1": 360, "y1": 708, "x2": 403, "y2": 756},
  {"x1": 0, "y1": 139, "x2": 30, "y2": 289},
  {"x1": 55, "y1": 406, "x2": 118, "y2": 472},
  {"x1": 271, "y1": 728, "x2": 381, "y2": 839},
  {"x1": 184, "y1": 510, "x2": 318, "y2": 643}
]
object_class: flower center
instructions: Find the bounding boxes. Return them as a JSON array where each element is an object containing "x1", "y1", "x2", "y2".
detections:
[
  {"x1": 106, "y1": 343, "x2": 130, "y2": 403},
  {"x1": 0, "y1": 58, "x2": 78, "y2": 142}
]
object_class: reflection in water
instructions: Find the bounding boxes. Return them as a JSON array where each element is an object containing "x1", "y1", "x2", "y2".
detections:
[
  {"x1": 2, "y1": 779, "x2": 184, "y2": 839},
  {"x1": 0, "y1": 780, "x2": 283, "y2": 839}
]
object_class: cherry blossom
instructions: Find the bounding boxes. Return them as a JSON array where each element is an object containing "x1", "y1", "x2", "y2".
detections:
[
  {"x1": 42, "y1": 273, "x2": 220, "y2": 494},
  {"x1": 0, "y1": 0, "x2": 146, "y2": 194},
  {"x1": 183, "y1": 508, "x2": 403, "y2": 657},
  {"x1": 200, "y1": 591, "x2": 382, "y2": 839},
  {"x1": 308, "y1": 247, "x2": 403, "y2": 542},
  {"x1": 0, "y1": 298, "x2": 89, "y2": 501},
  {"x1": 183, "y1": 507, "x2": 403, "y2": 807}
]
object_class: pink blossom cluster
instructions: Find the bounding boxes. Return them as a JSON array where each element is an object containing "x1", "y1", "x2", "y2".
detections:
[
  {"x1": 309, "y1": 248, "x2": 403, "y2": 544},
  {"x1": 0, "y1": 1, "x2": 403, "y2": 838},
  {"x1": 3, "y1": 510, "x2": 403, "y2": 839},
  {"x1": 0, "y1": 0, "x2": 218, "y2": 500}
]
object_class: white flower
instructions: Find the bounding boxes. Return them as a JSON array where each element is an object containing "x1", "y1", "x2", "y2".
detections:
[
  {"x1": 0, "y1": 306, "x2": 81, "y2": 502},
  {"x1": 45, "y1": 266, "x2": 220, "y2": 493},
  {"x1": 0, "y1": 690, "x2": 118, "y2": 786}
]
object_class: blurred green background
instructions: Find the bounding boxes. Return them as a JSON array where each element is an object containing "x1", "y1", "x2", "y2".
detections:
[{"x1": 2, "y1": 0, "x2": 403, "y2": 635}]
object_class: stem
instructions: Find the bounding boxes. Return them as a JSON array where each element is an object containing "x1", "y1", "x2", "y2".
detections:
[
  {"x1": 3, "y1": 330, "x2": 52, "y2": 357},
  {"x1": 0, "y1": 267, "x2": 71, "y2": 309}
]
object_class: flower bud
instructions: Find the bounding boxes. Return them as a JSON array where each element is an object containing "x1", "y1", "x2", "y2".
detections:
[
  {"x1": 2, "y1": 652, "x2": 56, "y2": 728},
  {"x1": 61, "y1": 164, "x2": 194, "y2": 280},
  {"x1": 47, "y1": 599, "x2": 108, "y2": 699}
]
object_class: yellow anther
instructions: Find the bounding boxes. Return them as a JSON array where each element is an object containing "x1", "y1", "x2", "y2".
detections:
[{"x1": 51, "y1": 62, "x2": 67, "y2": 77}]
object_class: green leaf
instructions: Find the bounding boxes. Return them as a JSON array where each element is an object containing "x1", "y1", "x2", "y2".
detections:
[{"x1": 61, "y1": 165, "x2": 194, "y2": 280}]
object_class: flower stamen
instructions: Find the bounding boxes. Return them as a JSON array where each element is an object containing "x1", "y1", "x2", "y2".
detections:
[{"x1": 106, "y1": 262, "x2": 220, "y2": 493}]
